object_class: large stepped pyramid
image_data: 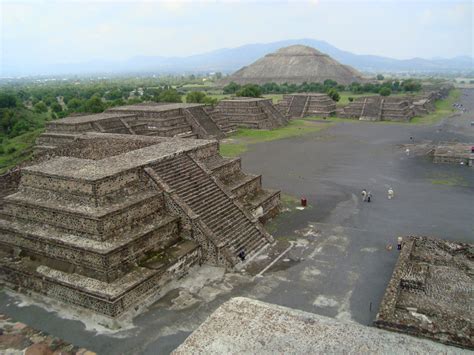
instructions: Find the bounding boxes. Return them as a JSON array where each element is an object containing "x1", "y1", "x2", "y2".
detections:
[
  {"x1": 277, "y1": 93, "x2": 336, "y2": 118},
  {"x1": 0, "y1": 133, "x2": 279, "y2": 317}
]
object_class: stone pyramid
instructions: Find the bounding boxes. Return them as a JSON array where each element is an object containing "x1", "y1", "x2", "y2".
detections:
[{"x1": 224, "y1": 45, "x2": 365, "y2": 85}]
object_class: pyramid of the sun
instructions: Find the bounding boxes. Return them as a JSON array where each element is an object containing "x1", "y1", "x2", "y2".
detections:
[{"x1": 224, "y1": 45, "x2": 365, "y2": 85}]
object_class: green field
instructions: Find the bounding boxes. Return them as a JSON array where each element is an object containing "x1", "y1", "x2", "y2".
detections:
[{"x1": 219, "y1": 119, "x2": 333, "y2": 157}]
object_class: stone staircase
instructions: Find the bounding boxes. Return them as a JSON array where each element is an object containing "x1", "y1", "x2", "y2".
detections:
[
  {"x1": 287, "y1": 95, "x2": 307, "y2": 118},
  {"x1": 184, "y1": 106, "x2": 224, "y2": 138},
  {"x1": 260, "y1": 99, "x2": 288, "y2": 126},
  {"x1": 150, "y1": 154, "x2": 271, "y2": 262},
  {"x1": 205, "y1": 108, "x2": 237, "y2": 134},
  {"x1": 200, "y1": 154, "x2": 281, "y2": 222}
]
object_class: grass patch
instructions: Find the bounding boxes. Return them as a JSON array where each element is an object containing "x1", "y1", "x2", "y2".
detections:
[
  {"x1": 219, "y1": 142, "x2": 248, "y2": 157},
  {"x1": 429, "y1": 176, "x2": 469, "y2": 187},
  {"x1": 0, "y1": 129, "x2": 43, "y2": 173},
  {"x1": 219, "y1": 120, "x2": 332, "y2": 157},
  {"x1": 411, "y1": 89, "x2": 461, "y2": 125}
]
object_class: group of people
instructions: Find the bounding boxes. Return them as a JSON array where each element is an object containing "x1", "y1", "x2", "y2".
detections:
[
  {"x1": 361, "y1": 188, "x2": 395, "y2": 202},
  {"x1": 361, "y1": 189, "x2": 372, "y2": 202}
]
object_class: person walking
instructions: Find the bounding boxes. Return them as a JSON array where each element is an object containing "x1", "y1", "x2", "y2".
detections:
[
  {"x1": 361, "y1": 189, "x2": 367, "y2": 202},
  {"x1": 397, "y1": 237, "x2": 403, "y2": 250},
  {"x1": 388, "y1": 188, "x2": 394, "y2": 200},
  {"x1": 367, "y1": 191, "x2": 372, "y2": 203}
]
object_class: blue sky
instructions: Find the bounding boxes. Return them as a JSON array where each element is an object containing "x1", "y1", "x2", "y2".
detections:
[{"x1": 1, "y1": 0, "x2": 472, "y2": 70}]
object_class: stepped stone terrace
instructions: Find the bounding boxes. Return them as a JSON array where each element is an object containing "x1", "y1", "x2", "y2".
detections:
[
  {"x1": 375, "y1": 236, "x2": 473, "y2": 349},
  {"x1": 432, "y1": 142, "x2": 474, "y2": 167},
  {"x1": 44, "y1": 103, "x2": 224, "y2": 144},
  {"x1": 209, "y1": 98, "x2": 288, "y2": 130},
  {"x1": 338, "y1": 95, "x2": 416, "y2": 122},
  {"x1": 277, "y1": 93, "x2": 336, "y2": 118},
  {"x1": 0, "y1": 133, "x2": 280, "y2": 318}
]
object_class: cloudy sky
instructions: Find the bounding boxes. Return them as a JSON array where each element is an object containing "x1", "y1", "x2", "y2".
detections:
[{"x1": 1, "y1": 0, "x2": 472, "y2": 72}]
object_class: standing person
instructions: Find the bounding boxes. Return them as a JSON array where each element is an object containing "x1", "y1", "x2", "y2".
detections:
[
  {"x1": 361, "y1": 189, "x2": 367, "y2": 202},
  {"x1": 388, "y1": 188, "x2": 394, "y2": 200},
  {"x1": 238, "y1": 248, "x2": 246, "y2": 262},
  {"x1": 397, "y1": 237, "x2": 403, "y2": 250},
  {"x1": 367, "y1": 191, "x2": 372, "y2": 203}
]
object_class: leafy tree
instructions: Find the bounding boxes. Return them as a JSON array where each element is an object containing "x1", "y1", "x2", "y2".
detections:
[
  {"x1": 379, "y1": 87, "x2": 392, "y2": 96},
  {"x1": 223, "y1": 82, "x2": 241, "y2": 94},
  {"x1": 348, "y1": 97, "x2": 354, "y2": 102},
  {"x1": 0, "y1": 93, "x2": 18, "y2": 109},
  {"x1": 186, "y1": 91, "x2": 207, "y2": 103},
  {"x1": 51, "y1": 102, "x2": 63, "y2": 113},
  {"x1": 67, "y1": 98, "x2": 84, "y2": 112},
  {"x1": 323, "y1": 79, "x2": 338, "y2": 88},
  {"x1": 376, "y1": 74, "x2": 385, "y2": 80},
  {"x1": 84, "y1": 95, "x2": 105, "y2": 113},
  {"x1": 401, "y1": 79, "x2": 421, "y2": 92},
  {"x1": 326, "y1": 88, "x2": 340, "y2": 102},
  {"x1": 34, "y1": 101, "x2": 48, "y2": 113},
  {"x1": 158, "y1": 89, "x2": 182, "y2": 103},
  {"x1": 236, "y1": 84, "x2": 262, "y2": 98}
]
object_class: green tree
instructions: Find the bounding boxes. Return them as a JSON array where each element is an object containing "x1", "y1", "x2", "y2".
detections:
[
  {"x1": 51, "y1": 102, "x2": 63, "y2": 113},
  {"x1": 0, "y1": 93, "x2": 18, "y2": 108},
  {"x1": 67, "y1": 98, "x2": 84, "y2": 112},
  {"x1": 186, "y1": 91, "x2": 207, "y2": 103},
  {"x1": 158, "y1": 89, "x2": 182, "y2": 103},
  {"x1": 84, "y1": 95, "x2": 105, "y2": 113},
  {"x1": 376, "y1": 74, "x2": 385, "y2": 80},
  {"x1": 379, "y1": 87, "x2": 392, "y2": 96},
  {"x1": 34, "y1": 101, "x2": 48, "y2": 113},
  {"x1": 236, "y1": 84, "x2": 262, "y2": 98},
  {"x1": 223, "y1": 82, "x2": 241, "y2": 94},
  {"x1": 326, "y1": 88, "x2": 340, "y2": 102}
]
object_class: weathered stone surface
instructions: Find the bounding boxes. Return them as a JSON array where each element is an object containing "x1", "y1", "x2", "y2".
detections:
[
  {"x1": 174, "y1": 297, "x2": 466, "y2": 354},
  {"x1": 210, "y1": 98, "x2": 287, "y2": 130},
  {"x1": 277, "y1": 93, "x2": 336, "y2": 118},
  {"x1": 222, "y1": 45, "x2": 366, "y2": 85},
  {"x1": 0, "y1": 133, "x2": 279, "y2": 317},
  {"x1": 433, "y1": 142, "x2": 474, "y2": 166},
  {"x1": 375, "y1": 236, "x2": 473, "y2": 349}
]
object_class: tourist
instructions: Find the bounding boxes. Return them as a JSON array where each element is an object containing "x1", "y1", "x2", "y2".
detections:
[
  {"x1": 405, "y1": 148, "x2": 410, "y2": 156},
  {"x1": 367, "y1": 191, "x2": 372, "y2": 203},
  {"x1": 397, "y1": 237, "x2": 403, "y2": 250},
  {"x1": 388, "y1": 188, "x2": 394, "y2": 199},
  {"x1": 361, "y1": 189, "x2": 367, "y2": 202},
  {"x1": 238, "y1": 248, "x2": 246, "y2": 261}
]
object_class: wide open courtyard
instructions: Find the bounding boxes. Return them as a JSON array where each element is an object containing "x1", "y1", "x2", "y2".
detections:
[{"x1": 1, "y1": 89, "x2": 473, "y2": 354}]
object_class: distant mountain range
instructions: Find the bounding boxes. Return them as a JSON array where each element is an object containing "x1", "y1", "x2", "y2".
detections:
[{"x1": 3, "y1": 38, "x2": 473, "y2": 77}]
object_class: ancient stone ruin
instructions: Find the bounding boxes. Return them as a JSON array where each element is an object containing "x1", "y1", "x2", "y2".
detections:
[
  {"x1": 277, "y1": 93, "x2": 336, "y2": 118},
  {"x1": 222, "y1": 45, "x2": 366, "y2": 85},
  {"x1": 432, "y1": 142, "x2": 474, "y2": 167},
  {"x1": 375, "y1": 236, "x2": 473, "y2": 349},
  {"x1": 338, "y1": 96, "x2": 416, "y2": 122},
  {"x1": 42, "y1": 103, "x2": 224, "y2": 143},
  {"x1": 209, "y1": 98, "x2": 288, "y2": 130},
  {"x1": 0, "y1": 132, "x2": 280, "y2": 318}
]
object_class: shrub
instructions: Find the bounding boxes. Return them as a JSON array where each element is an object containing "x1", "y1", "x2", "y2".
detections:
[
  {"x1": 236, "y1": 84, "x2": 262, "y2": 98},
  {"x1": 326, "y1": 88, "x2": 340, "y2": 102},
  {"x1": 33, "y1": 101, "x2": 48, "y2": 113},
  {"x1": 348, "y1": 97, "x2": 354, "y2": 102},
  {"x1": 223, "y1": 82, "x2": 241, "y2": 94},
  {"x1": 379, "y1": 87, "x2": 392, "y2": 96},
  {"x1": 158, "y1": 89, "x2": 182, "y2": 103}
]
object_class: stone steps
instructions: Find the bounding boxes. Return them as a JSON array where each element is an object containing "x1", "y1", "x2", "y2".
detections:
[{"x1": 151, "y1": 154, "x2": 269, "y2": 260}]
